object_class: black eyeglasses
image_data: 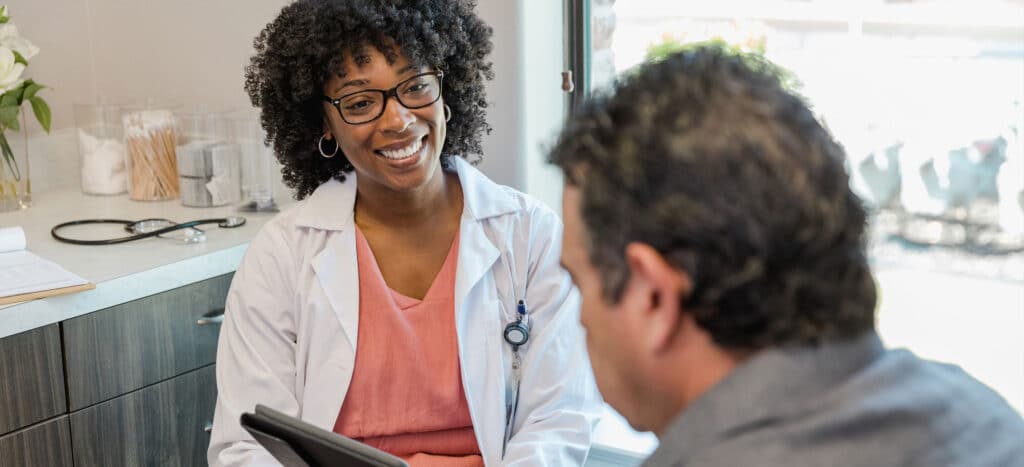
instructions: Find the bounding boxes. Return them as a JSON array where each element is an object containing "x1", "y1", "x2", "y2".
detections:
[{"x1": 322, "y1": 71, "x2": 444, "y2": 125}]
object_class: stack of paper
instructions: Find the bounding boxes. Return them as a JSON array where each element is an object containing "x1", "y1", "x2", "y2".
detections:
[{"x1": 0, "y1": 226, "x2": 93, "y2": 305}]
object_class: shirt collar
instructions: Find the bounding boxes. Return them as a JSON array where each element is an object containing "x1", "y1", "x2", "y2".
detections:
[
  {"x1": 644, "y1": 331, "x2": 885, "y2": 466},
  {"x1": 294, "y1": 156, "x2": 520, "y2": 231}
]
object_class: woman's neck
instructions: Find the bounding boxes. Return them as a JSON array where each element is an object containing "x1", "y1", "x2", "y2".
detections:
[{"x1": 354, "y1": 169, "x2": 462, "y2": 229}]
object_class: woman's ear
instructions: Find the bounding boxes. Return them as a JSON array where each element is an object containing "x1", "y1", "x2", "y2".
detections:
[{"x1": 623, "y1": 242, "x2": 693, "y2": 354}]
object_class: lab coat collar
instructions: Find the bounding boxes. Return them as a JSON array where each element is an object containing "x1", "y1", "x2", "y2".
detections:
[{"x1": 294, "y1": 157, "x2": 519, "y2": 231}]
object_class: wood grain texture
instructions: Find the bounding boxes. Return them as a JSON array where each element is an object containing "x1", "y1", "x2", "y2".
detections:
[
  {"x1": 0, "y1": 325, "x2": 67, "y2": 435},
  {"x1": 0, "y1": 416, "x2": 74, "y2": 467},
  {"x1": 63, "y1": 273, "x2": 232, "y2": 410},
  {"x1": 69, "y1": 364, "x2": 217, "y2": 467}
]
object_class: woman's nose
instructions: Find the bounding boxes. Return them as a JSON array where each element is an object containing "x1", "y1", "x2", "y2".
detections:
[{"x1": 378, "y1": 96, "x2": 416, "y2": 133}]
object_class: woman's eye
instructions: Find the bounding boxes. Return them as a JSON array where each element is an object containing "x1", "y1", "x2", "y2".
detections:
[
  {"x1": 404, "y1": 83, "x2": 428, "y2": 94},
  {"x1": 344, "y1": 100, "x2": 374, "y2": 111}
]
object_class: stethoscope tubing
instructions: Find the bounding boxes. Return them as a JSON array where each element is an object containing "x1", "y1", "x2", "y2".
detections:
[{"x1": 51, "y1": 218, "x2": 246, "y2": 245}]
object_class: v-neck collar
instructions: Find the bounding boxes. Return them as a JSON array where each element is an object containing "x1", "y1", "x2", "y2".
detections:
[{"x1": 355, "y1": 225, "x2": 460, "y2": 308}]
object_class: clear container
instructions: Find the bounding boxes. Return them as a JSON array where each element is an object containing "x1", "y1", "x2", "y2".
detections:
[
  {"x1": 175, "y1": 110, "x2": 241, "y2": 207},
  {"x1": 74, "y1": 103, "x2": 127, "y2": 195},
  {"x1": 232, "y1": 116, "x2": 278, "y2": 212},
  {"x1": 123, "y1": 109, "x2": 180, "y2": 201}
]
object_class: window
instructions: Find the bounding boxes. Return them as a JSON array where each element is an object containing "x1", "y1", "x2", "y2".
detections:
[{"x1": 572, "y1": 0, "x2": 1024, "y2": 457}]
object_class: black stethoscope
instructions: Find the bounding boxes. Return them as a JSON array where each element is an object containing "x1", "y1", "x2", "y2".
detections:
[{"x1": 51, "y1": 217, "x2": 247, "y2": 245}]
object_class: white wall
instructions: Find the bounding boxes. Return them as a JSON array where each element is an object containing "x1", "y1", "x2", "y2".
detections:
[
  {"x1": 7, "y1": 0, "x2": 566, "y2": 208},
  {"x1": 476, "y1": 0, "x2": 568, "y2": 209},
  {"x1": 8, "y1": 0, "x2": 287, "y2": 131}
]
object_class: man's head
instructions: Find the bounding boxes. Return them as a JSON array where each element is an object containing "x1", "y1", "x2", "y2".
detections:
[{"x1": 552, "y1": 44, "x2": 877, "y2": 433}]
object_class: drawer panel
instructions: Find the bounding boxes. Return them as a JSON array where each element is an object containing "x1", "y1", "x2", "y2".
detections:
[
  {"x1": 64, "y1": 273, "x2": 232, "y2": 410},
  {"x1": 0, "y1": 416, "x2": 73, "y2": 467},
  {"x1": 0, "y1": 325, "x2": 66, "y2": 435},
  {"x1": 69, "y1": 364, "x2": 217, "y2": 467}
]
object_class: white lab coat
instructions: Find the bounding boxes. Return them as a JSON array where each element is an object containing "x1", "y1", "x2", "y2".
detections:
[{"x1": 208, "y1": 157, "x2": 602, "y2": 466}]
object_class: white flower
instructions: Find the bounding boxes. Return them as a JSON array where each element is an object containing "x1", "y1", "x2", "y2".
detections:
[
  {"x1": 0, "y1": 45, "x2": 25, "y2": 93},
  {"x1": 0, "y1": 24, "x2": 38, "y2": 61}
]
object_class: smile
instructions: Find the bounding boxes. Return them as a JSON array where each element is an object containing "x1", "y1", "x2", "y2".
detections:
[{"x1": 377, "y1": 137, "x2": 423, "y2": 160}]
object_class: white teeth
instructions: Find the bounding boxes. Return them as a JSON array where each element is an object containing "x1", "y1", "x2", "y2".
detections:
[{"x1": 379, "y1": 138, "x2": 423, "y2": 160}]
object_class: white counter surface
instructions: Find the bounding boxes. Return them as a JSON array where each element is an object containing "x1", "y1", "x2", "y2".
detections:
[{"x1": 0, "y1": 190, "x2": 285, "y2": 339}]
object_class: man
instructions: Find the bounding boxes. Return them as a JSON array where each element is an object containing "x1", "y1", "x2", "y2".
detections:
[{"x1": 550, "y1": 44, "x2": 1024, "y2": 467}]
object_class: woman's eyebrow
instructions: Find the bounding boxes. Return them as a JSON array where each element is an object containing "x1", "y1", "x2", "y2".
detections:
[
  {"x1": 333, "y1": 65, "x2": 425, "y2": 93},
  {"x1": 335, "y1": 78, "x2": 370, "y2": 93}
]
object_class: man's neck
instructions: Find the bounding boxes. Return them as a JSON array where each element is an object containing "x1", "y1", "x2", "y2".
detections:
[{"x1": 649, "y1": 343, "x2": 749, "y2": 436}]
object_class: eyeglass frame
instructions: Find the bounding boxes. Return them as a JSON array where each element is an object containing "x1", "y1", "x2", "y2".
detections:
[{"x1": 322, "y1": 70, "x2": 445, "y2": 125}]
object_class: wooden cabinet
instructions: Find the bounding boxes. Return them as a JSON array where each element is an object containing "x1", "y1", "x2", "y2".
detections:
[
  {"x1": 64, "y1": 274, "x2": 231, "y2": 410},
  {"x1": 0, "y1": 325, "x2": 66, "y2": 436},
  {"x1": 0, "y1": 417, "x2": 74, "y2": 467},
  {"x1": 69, "y1": 365, "x2": 217, "y2": 467},
  {"x1": 0, "y1": 273, "x2": 232, "y2": 467}
]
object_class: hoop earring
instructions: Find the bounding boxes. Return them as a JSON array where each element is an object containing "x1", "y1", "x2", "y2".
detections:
[
  {"x1": 318, "y1": 135, "x2": 339, "y2": 158},
  {"x1": 443, "y1": 104, "x2": 452, "y2": 123}
]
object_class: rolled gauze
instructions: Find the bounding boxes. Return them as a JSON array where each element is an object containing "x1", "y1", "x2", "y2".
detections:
[{"x1": 0, "y1": 226, "x2": 26, "y2": 253}]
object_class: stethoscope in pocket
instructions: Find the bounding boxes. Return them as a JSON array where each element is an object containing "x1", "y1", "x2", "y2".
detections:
[
  {"x1": 501, "y1": 252, "x2": 531, "y2": 459},
  {"x1": 51, "y1": 217, "x2": 246, "y2": 245}
]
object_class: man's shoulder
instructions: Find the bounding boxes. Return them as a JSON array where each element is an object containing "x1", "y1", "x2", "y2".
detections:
[
  {"x1": 774, "y1": 348, "x2": 1024, "y2": 466},
  {"x1": 650, "y1": 346, "x2": 1024, "y2": 467}
]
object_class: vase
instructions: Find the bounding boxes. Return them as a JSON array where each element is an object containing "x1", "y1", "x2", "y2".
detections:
[{"x1": 0, "y1": 112, "x2": 31, "y2": 212}]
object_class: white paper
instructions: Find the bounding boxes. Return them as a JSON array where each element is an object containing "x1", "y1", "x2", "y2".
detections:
[
  {"x1": 0, "y1": 226, "x2": 89, "y2": 299},
  {"x1": 0, "y1": 226, "x2": 27, "y2": 253}
]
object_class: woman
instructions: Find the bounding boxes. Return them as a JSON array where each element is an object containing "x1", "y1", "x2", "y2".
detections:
[{"x1": 208, "y1": 1, "x2": 601, "y2": 466}]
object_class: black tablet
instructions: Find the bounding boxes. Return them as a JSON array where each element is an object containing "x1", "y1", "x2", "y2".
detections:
[{"x1": 240, "y1": 404, "x2": 409, "y2": 467}]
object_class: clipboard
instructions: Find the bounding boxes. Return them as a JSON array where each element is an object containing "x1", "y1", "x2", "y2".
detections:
[
  {"x1": 0, "y1": 282, "x2": 96, "y2": 305},
  {"x1": 240, "y1": 404, "x2": 409, "y2": 467}
]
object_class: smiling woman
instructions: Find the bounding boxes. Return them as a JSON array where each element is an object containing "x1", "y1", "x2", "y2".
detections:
[{"x1": 208, "y1": 1, "x2": 602, "y2": 466}]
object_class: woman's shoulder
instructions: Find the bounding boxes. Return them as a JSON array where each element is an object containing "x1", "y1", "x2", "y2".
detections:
[
  {"x1": 245, "y1": 201, "x2": 309, "y2": 252},
  {"x1": 455, "y1": 158, "x2": 560, "y2": 225}
]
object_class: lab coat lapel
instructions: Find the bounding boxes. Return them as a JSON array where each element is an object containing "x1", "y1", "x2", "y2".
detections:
[
  {"x1": 299, "y1": 176, "x2": 360, "y2": 356},
  {"x1": 311, "y1": 229, "x2": 360, "y2": 355},
  {"x1": 454, "y1": 216, "x2": 505, "y2": 464}
]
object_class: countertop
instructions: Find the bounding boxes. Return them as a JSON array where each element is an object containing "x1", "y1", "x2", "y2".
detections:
[{"x1": 0, "y1": 190, "x2": 284, "y2": 339}]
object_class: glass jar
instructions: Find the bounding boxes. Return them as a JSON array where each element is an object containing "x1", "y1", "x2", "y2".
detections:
[
  {"x1": 176, "y1": 110, "x2": 241, "y2": 207},
  {"x1": 232, "y1": 116, "x2": 278, "y2": 212},
  {"x1": 123, "y1": 109, "x2": 180, "y2": 201},
  {"x1": 75, "y1": 103, "x2": 127, "y2": 195}
]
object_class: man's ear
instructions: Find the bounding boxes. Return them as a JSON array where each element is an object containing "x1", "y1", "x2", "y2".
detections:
[{"x1": 623, "y1": 242, "x2": 694, "y2": 354}]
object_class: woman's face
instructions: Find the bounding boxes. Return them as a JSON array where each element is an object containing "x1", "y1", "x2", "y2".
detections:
[{"x1": 322, "y1": 47, "x2": 447, "y2": 193}]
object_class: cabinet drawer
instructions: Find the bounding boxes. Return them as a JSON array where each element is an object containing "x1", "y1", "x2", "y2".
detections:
[
  {"x1": 0, "y1": 416, "x2": 73, "y2": 467},
  {"x1": 69, "y1": 364, "x2": 217, "y2": 467},
  {"x1": 0, "y1": 325, "x2": 66, "y2": 435},
  {"x1": 64, "y1": 273, "x2": 232, "y2": 410}
]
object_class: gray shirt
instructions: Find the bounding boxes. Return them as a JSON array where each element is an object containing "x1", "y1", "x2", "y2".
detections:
[{"x1": 643, "y1": 332, "x2": 1024, "y2": 467}]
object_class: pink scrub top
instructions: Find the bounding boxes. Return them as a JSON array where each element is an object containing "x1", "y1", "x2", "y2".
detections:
[{"x1": 333, "y1": 227, "x2": 483, "y2": 467}]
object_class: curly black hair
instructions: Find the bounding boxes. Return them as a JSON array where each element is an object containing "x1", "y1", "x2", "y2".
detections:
[
  {"x1": 549, "y1": 43, "x2": 877, "y2": 349},
  {"x1": 245, "y1": 0, "x2": 494, "y2": 199}
]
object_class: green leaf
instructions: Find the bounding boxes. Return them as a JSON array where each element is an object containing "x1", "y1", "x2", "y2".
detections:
[
  {"x1": 22, "y1": 82, "x2": 44, "y2": 101},
  {"x1": 0, "y1": 132, "x2": 20, "y2": 181},
  {"x1": 12, "y1": 51, "x2": 26, "y2": 65},
  {"x1": 0, "y1": 17, "x2": 8, "y2": 25},
  {"x1": 29, "y1": 96, "x2": 51, "y2": 133},
  {"x1": 0, "y1": 85, "x2": 24, "y2": 107},
  {"x1": 0, "y1": 105, "x2": 20, "y2": 131}
]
